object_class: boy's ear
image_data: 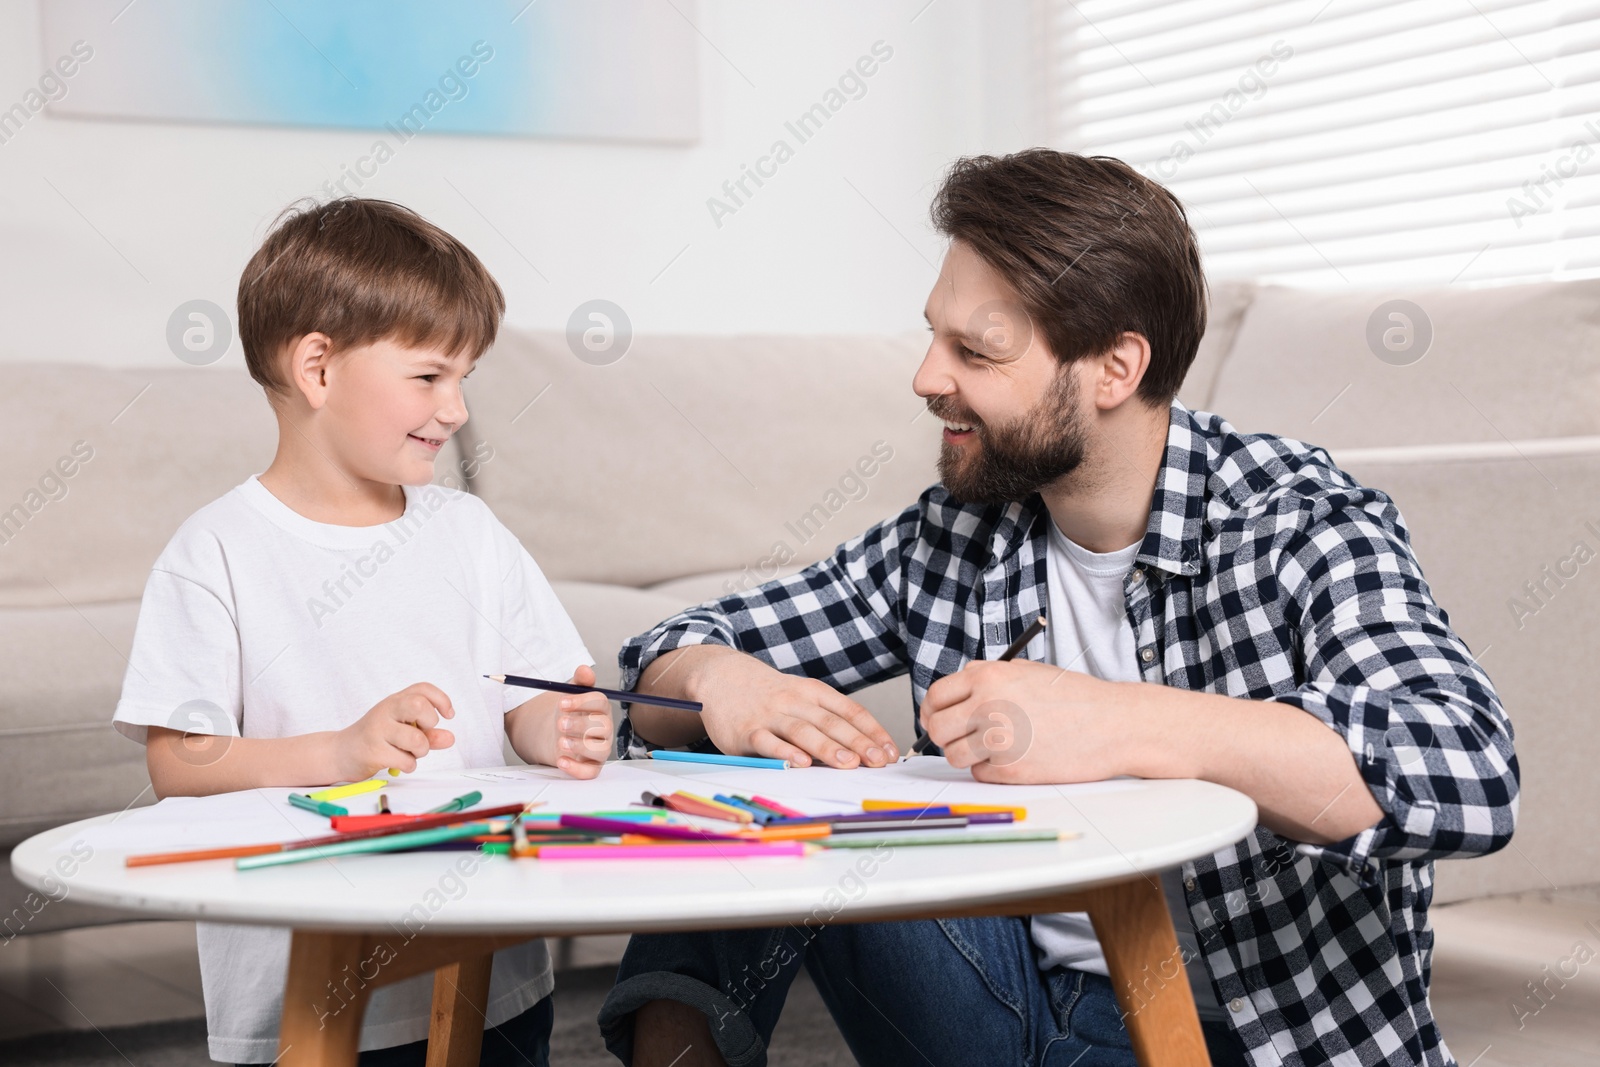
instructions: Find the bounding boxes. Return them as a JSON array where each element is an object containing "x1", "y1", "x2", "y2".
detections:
[{"x1": 285, "y1": 333, "x2": 336, "y2": 410}]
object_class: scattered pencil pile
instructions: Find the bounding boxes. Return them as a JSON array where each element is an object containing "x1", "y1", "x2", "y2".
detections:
[{"x1": 123, "y1": 784, "x2": 1064, "y2": 870}]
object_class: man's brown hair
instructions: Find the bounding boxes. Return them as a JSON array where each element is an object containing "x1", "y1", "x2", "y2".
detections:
[
  {"x1": 237, "y1": 198, "x2": 506, "y2": 396},
  {"x1": 930, "y1": 150, "x2": 1206, "y2": 403}
]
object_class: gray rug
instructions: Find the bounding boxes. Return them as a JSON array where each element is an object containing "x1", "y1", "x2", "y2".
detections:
[{"x1": 0, "y1": 964, "x2": 855, "y2": 1066}]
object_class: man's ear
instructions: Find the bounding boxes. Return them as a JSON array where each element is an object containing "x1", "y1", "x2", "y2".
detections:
[
  {"x1": 1091, "y1": 331, "x2": 1153, "y2": 411},
  {"x1": 284, "y1": 333, "x2": 336, "y2": 411}
]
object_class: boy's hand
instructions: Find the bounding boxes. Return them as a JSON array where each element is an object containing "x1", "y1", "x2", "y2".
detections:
[
  {"x1": 554, "y1": 665, "x2": 614, "y2": 780},
  {"x1": 337, "y1": 682, "x2": 455, "y2": 780}
]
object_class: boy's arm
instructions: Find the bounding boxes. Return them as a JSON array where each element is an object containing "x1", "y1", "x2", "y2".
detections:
[
  {"x1": 144, "y1": 681, "x2": 457, "y2": 798},
  {"x1": 145, "y1": 729, "x2": 343, "y2": 799},
  {"x1": 503, "y1": 665, "x2": 613, "y2": 779}
]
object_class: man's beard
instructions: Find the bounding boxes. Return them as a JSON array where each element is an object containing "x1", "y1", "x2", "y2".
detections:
[{"x1": 932, "y1": 367, "x2": 1088, "y2": 505}]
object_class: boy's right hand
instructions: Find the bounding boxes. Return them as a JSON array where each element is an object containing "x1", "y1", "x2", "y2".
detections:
[{"x1": 336, "y1": 682, "x2": 455, "y2": 780}]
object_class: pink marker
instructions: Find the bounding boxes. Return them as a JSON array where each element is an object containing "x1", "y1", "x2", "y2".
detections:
[{"x1": 537, "y1": 842, "x2": 808, "y2": 860}]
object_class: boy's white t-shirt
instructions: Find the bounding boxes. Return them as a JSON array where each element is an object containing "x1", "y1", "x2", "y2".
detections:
[{"x1": 113, "y1": 476, "x2": 591, "y2": 1063}]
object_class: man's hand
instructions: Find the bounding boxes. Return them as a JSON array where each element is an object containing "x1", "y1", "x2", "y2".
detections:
[
  {"x1": 924, "y1": 659, "x2": 1385, "y2": 844},
  {"x1": 335, "y1": 682, "x2": 456, "y2": 780},
  {"x1": 635, "y1": 646, "x2": 898, "y2": 768},
  {"x1": 922, "y1": 660, "x2": 1133, "y2": 784},
  {"x1": 551, "y1": 665, "x2": 614, "y2": 780}
]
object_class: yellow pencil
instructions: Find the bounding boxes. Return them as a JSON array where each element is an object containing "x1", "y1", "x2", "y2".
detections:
[{"x1": 862, "y1": 799, "x2": 1027, "y2": 819}]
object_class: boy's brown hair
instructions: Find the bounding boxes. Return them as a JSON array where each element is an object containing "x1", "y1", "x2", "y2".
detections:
[
  {"x1": 237, "y1": 198, "x2": 506, "y2": 397},
  {"x1": 930, "y1": 150, "x2": 1206, "y2": 404}
]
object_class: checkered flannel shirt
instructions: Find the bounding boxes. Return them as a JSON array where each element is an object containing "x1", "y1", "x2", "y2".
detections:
[{"x1": 617, "y1": 401, "x2": 1518, "y2": 1067}]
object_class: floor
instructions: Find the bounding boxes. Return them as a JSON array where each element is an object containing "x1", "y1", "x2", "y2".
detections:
[{"x1": 0, "y1": 887, "x2": 1594, "y2": 1065}]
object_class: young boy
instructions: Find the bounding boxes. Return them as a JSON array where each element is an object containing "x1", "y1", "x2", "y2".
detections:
[{"x1": 111, "y1": 198, "x2": 613, "y2": 1065}]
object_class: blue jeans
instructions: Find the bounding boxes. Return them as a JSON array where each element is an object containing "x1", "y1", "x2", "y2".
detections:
[
  {"x1": 598, "y1": 917, "x2": 1248, "y2": 1067},
  {"x1": 238, "y1": 994, "x2": 552, "y2": 1067}
]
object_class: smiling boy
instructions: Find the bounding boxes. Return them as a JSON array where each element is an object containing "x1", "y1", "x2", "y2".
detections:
[{"x1": 112, "y1": 198, "x2": 611, "y2": 1065}]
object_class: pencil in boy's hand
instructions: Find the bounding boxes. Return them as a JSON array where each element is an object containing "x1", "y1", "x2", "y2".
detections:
[
  {"x1": 908, "y1": 614, "x2": 1047, "y2": 757},
  {"x1": 484, "y1": 673, "x2": 703, "y2": 712}
]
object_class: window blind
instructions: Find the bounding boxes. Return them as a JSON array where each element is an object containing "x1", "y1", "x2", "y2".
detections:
[{"x1": 1046, "y1": 0, "x2": 1600, "y2": 286}]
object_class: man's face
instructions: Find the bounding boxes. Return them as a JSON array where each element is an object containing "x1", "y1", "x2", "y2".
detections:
[{"x1": 915, "y1": 240, "x2": 1092, "y2": 505}]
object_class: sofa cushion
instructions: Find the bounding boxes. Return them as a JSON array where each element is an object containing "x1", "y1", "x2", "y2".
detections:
[
  {"x1": 460, "y1": 328, "x2": 943, "y2": 588},
  {"x1": 1210, "y1": 280, "x2": 1600, "y2": 448},
  {"x1": 1177, "y1": 280, "x2": 1257, "y2": 412},
  {"x1": 1335, "y1": 445, "x2": 1600, "y2": 901},
  {"x1": 0, "y1": 600, "x2": 151, "y2": 848},
  {"x1": 0, "y1": 364, "x2": 470, "y2": 609}
]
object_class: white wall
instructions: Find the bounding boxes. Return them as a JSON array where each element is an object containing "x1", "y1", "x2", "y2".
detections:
[{"x1": 0, "y1": 0, "x2": 1039, "y2": 369}]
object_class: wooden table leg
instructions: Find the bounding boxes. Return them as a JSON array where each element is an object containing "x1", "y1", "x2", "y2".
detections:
[
  {"x1": 425, "y1": 952, "x2": 496, "y2": 1067},
  {"x1": 278, "y1": 931, "x2": 371, "y2": 1067},
  {"x1": 1081, "y1": 878, "x2": 1211, "y2": 1067},
  {"x1": 276, "y1": 930, "x2": 532, "y2": 1067}
]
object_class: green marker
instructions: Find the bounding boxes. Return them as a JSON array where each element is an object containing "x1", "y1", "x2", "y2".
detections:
[
  {"x1": 288, "y1": 793, "x2": 348, "y2": 817},
  {"x1": 425, "y1": 790, "x2": 483, "y2": 815}
]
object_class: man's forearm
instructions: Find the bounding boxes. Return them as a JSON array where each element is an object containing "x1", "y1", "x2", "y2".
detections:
[
  {"x1": 145, "y1": 727, "x2": 343, "y2": 799},
  {"x1": 1119, "y1": 685, "x2": 1384, "y2": 845},
  {"x1": 628, "y1": 644, "x2": 737, "y2": 747}
]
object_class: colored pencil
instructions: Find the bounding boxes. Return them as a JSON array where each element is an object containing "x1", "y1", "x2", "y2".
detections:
[
  {"x1": 485, "y1": 673, "x2": 703, "y2": 713},
  {"x1": 535, "y1": 842, "x2": 808, "y2": 860},
  {"x1": 751, "y1": 794, "x2": 809, "y2": 819},
  {"x1": 558, "y1": 815, "x2": 746, "y2": 841},
  {"x1": 910, "y1": 615, "x2": 1046, "y2": 756},
  {"x1": 125, "y1": 802, "x2": 533, "y2": 867},
  {"x1": 674, "y1": 791, "x2": 756, "y2": 822},
  {"x1": 647, "y1": 750, "x2": 789, "y2": 770},
  {"x1": 736, "y1": 795, "x2": 790, "y2": 820},
  {"x1": 659, "y1": 793, "x2": 747, "y2": 823},
  {"x1": 828, "y1": 816, "x2": 970, "y2": 833},
  {"x1": 763, "y1": 809, "x2": 945, "y2": 827},
  {"x1": 818, "y1": 830, "x2": 1065, "y2": 848},
  {"x1": 237, "y1": 822, "x2": 497, "y2": 869},
  {"x1": 713, "y1": 794, "x2": 774, "y2": 822},
  {"x1": 863, "y1": 800, "x2": 1027, "y2": 818}
]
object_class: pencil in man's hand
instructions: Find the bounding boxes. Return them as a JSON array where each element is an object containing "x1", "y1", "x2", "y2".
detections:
[{"x1": 909, "y1": 614, "x2": 1047, "y2": 757}]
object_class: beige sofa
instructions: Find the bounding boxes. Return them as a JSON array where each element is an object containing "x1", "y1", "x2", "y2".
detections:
[{"x1": 3, "y1": 278, "x2": 1596, "y2": 933}]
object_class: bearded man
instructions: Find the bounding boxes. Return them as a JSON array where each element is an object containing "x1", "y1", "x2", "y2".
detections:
[{"x1": 596, "y1": 150, "x2": 1518, "y2": 1067}]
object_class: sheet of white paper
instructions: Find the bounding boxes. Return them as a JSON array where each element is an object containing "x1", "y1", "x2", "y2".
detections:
[{"x1": 57, "y1": 758, "x2": 1135, "y2": 853}]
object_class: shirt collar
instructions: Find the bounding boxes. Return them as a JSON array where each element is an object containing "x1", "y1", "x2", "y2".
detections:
[{"x1": 1136, "y1": 399, "x2": 1208, "y2": 579}]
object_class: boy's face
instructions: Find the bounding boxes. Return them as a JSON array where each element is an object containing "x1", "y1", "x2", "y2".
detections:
[{"x1": 317, "y1": 338, "x2": 474, "y2": 488}]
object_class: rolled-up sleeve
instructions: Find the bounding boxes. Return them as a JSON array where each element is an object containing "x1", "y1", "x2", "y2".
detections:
[
  {"x1": 616, "y1": 501, "x2": 922, "y2": 757},
  {"x1": 1268, "y1": 486, "x2": 1519, "y2": 881}
]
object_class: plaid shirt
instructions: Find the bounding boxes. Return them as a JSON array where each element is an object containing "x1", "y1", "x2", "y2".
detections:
[{"x1": 618, "y1": 401, "x2": 1518, "y2": 1067}]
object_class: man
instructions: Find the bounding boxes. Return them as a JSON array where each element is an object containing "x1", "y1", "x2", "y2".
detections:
[{"x1": 597, "y1": 150, "x2": 1518, "y2": 1067}]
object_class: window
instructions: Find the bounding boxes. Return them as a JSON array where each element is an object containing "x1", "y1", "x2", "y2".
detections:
[{"x1": 1046, "y1": 0, "x2": 1600, "y2": 286}]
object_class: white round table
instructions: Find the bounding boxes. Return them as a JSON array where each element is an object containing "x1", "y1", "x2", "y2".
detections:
[{"x1": 13, "y1": 774, "x2": 1256, "y2": 1067}]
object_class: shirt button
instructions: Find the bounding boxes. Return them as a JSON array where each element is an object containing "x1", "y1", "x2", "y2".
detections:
[
  {"x1": 1139, "y1": 647, "x2": 1155, "y2": 664},
  {"x1": 1131, "y1": 568, "x2": 1144, "y2": 583},
  {"x1": 1184, "y1": 877, "x2": 1196, "y2": 892},
  {"x1": 1230, "y1": 998, "x2": 1244, "y2": 1013}
]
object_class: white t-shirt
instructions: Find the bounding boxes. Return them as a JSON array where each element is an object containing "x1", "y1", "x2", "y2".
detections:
[
  {"x1": 113, "y1": 476, "x2": 591, "y2": 1063},
  {"x1": 1030, "y1": 518, "x2": 1224, "y2": 1022}
]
